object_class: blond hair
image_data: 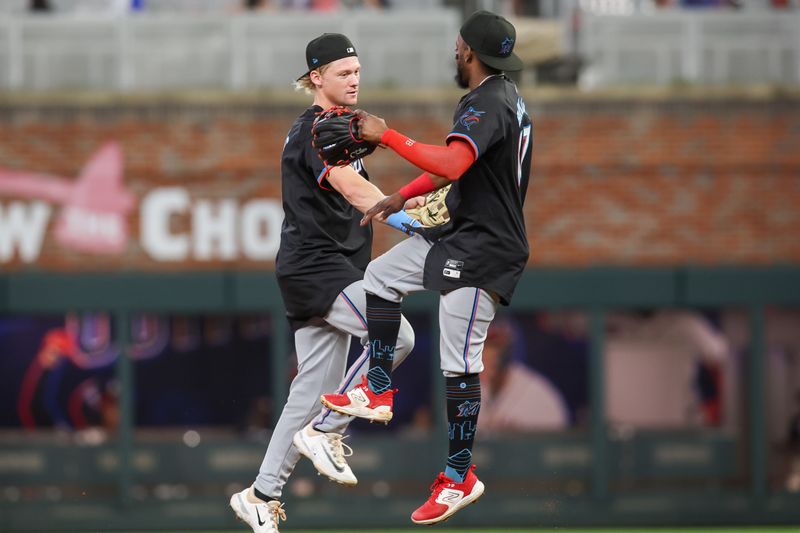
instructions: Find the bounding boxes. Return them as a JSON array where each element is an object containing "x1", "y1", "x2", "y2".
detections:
[{"x1": 293, "y1": 64, "x2": 330, "y2": 94}]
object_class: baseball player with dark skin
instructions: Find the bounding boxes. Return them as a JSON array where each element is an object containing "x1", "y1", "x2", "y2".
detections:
[
  {"x1": 321, "y1": 11, "x2": 533, "y2": 525},
  {"x1": 229, "y1": 33, "x2": 424, "y2": 533}
]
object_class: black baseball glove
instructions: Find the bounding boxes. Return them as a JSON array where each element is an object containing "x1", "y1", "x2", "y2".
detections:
[{"x1": 312, "y1": 106, "x2": 377, "y2": 167}]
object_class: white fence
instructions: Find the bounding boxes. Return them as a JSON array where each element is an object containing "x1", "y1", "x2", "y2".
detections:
[
  {"x1": 2, "y1": 9, "x2": 798, "y2": 91},
  {"x1": 578, "y1": 12, "x2": 800, "y2": 88},
  {"x1": 0, "y1": 10, "x2": 460, "y2": 90}
]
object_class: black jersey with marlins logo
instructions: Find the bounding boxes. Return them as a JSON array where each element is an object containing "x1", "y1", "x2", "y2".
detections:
[
  {"x1": 276, "y1": 105, "x2": 372, "y2": 324},
  {"x1": 423, "y1": 75, "x2": 532, "y2": 305}
]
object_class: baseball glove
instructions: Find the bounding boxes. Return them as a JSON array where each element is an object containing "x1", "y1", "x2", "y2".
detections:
[
  {"x1": 405, "y1": 184, "x2": 451, "y2": 227},
  {"x1": 311, "y1": 106, "x2": 377, "y2": 167}
]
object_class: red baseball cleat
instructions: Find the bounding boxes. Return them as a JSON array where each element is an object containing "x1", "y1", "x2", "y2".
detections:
[
  {"x1": 411, "y1": 465, "x2": 485, "y2": 525},
  {"x1": 320, "y1": 375, "x2": 395, "y2": 423}
]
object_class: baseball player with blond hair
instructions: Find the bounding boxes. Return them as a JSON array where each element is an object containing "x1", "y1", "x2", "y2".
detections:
[{"x1": 229, "y1": 33, "x2": 423, "y2": 533}]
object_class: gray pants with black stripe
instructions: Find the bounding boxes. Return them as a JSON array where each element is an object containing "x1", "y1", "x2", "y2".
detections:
[
  {"x1": 364, "y1": 235, "x2": 497, "y2": 377},
  {"x1": 254, "y1": 280, "x2": 414, "y2": 500}
]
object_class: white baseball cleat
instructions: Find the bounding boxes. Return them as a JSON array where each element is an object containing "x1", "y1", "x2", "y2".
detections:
[
  {"x1": 229, "y1": 486, "x2": 286, "y2": 533},
  {"x1": 293, "y1": 423, "x2": 358, "y2": 486}
]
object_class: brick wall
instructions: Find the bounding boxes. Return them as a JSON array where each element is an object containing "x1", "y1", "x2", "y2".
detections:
[
  {"x1": 526, "y1": 99, "x2": 800, "y2": 265},
  {"x1": 0, "y1": 95, "x2": 798, "y2": 270}
]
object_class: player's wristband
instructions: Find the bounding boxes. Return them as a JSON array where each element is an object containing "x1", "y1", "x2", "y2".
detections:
[
  {"x1": 385, "y1": 211, "x2": 422, "y2": 235},
  {"x1": 398, "y1": 172, "x2": 436, "y2": 200},
  {"x1": 380, "y1": 128, "x2": 406, "y2": 147}
]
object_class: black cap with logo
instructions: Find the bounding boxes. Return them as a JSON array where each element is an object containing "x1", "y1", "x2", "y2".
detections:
[
  {"x1": 298, "y1": 33, "x2": 358, "y2": 81},
  {"x1": 460, "y1": 10, "x2": 523, "y2": 72}
]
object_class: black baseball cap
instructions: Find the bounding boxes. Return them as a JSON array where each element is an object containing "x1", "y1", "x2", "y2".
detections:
[
  {"x1": 298, "y1": 33, "x2": 358, "y2": 81},
  {"x1": 460, "y1": 10, "x2": 523, "y2": 72}
]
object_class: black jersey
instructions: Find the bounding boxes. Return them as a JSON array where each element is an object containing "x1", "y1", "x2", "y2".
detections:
[
  {"x1": 423, "y1": 75, "x2": 532, "y2": 305},
  {"x1": 276, "y1": 105, "x2": 372, "y2": 323}
]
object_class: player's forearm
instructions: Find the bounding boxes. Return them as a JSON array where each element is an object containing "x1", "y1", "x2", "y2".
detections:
[
  {"x1": 328, "y1": 169, "x2": 420, "y2": 234},
  {"x1": 335, "y1": 175, "x2": 385, "y2": 215},
  {"x1": 347, "y1": 182, "x2": 422, "y2": 234},
  {"x1": 398, "y1": 172, "x2": 451, "y2": 200},
  {"x1": 430, "y1": 174, "x2": 451, "y2": 190},
  {"x1": 380, "y1": 129, "x2": 474, "y2": 181}
]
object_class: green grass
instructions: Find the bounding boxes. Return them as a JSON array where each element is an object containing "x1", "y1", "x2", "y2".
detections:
[
  {"x1": 302, "y1": 526, "x2": 800, "y2": 533},
  {"x1": 147, "y1": 529, "x2": 800, "y2": 533},
  {"x1": 270, "y1": 530, "x2": 800, "y2": 533}
]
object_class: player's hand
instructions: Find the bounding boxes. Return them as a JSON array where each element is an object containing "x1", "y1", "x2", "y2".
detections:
[
  {"x1": 354, "y1": 110, "x2": 388, "y2": 144},
  {"x1": 403, "y1": 195, "x2": 427, "y2": 210},
  {"x1": 361, "y1": 192, "x2": 405, "y2": 226}
]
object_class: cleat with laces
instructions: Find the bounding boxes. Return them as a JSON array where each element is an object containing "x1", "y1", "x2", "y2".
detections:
[
  {"x1": 229, "y1": 486, "x2": 286, "y2": 533},
  {"x1": 293, "y1": 422, "x2": 357, "y2": 485},
  {"x1": 320, "y1": 375, "x2": 395, "y2": 423},
  {"x1": 410, "y1": 465, "x2": 484, "y2": 525}
]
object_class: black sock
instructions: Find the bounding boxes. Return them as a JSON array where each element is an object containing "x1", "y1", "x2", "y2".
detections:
[
  {"x1": 365, "y1": 293, "x2": 401, "y2": 394},
  {"x1": 253, "y1": 486, "x2": 277, "y2": 503},
  {"x1": 445, "y1": 374, "x2": 481, "y2": 482}
]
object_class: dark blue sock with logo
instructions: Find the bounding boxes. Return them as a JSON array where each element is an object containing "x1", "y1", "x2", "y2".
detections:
[
  {"x1": 445, "y1": 374, "x2": 481, "y2": 482},
  {"x1": 365, "y1": 293, "x2": 401, "y2": 394}
]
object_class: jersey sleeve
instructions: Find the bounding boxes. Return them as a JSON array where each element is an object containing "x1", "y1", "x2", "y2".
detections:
[{"x1": 446, "y1": 92, "x2": 504, "y2": 159}]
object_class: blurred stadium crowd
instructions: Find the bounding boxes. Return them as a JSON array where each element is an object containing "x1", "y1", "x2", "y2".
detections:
[
  {"x1": 6, "y1": 0, "x2": 800, "y2": 16},
  {"x1": 5, "y1": 309, "x2": 800, "y2": 440}
]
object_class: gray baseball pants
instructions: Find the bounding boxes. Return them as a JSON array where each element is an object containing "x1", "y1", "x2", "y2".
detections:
[
  {"x1": 364, "y1": 234, "x2": 497, "y2": 377},
  {"x1": 253, "y1": 279, "x2": 414, "y2": 499}
]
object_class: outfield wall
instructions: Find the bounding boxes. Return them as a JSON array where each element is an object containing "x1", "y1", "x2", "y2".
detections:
[
  {"x1": 1, "y1": 90, "x2": 799, "y2": 271},
  {"x1": 1, "y1": 268, "x2": 799, "y2": 530}
]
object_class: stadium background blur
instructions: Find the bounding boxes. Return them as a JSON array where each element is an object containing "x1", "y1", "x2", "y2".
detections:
[{"x1": 1, "y1": 0, "x2": 799, "y2": 530}]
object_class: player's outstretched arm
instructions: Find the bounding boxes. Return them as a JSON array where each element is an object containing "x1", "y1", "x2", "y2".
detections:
[
  {"x1": 355, "y1": 110, "x2": 475, "y2": 180},
  {"x1": 325, "y1": 165, "x2": 421, "y2": 235},
  {"x1": 380, "y1": 131, "x2": 475, "y2": 181},
  {"x1": 360, "y1": 173, "x2": 450, "y2": 226},
  {"x1": 326, "y1": 165, "x2": 385, "y2": 214}
]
